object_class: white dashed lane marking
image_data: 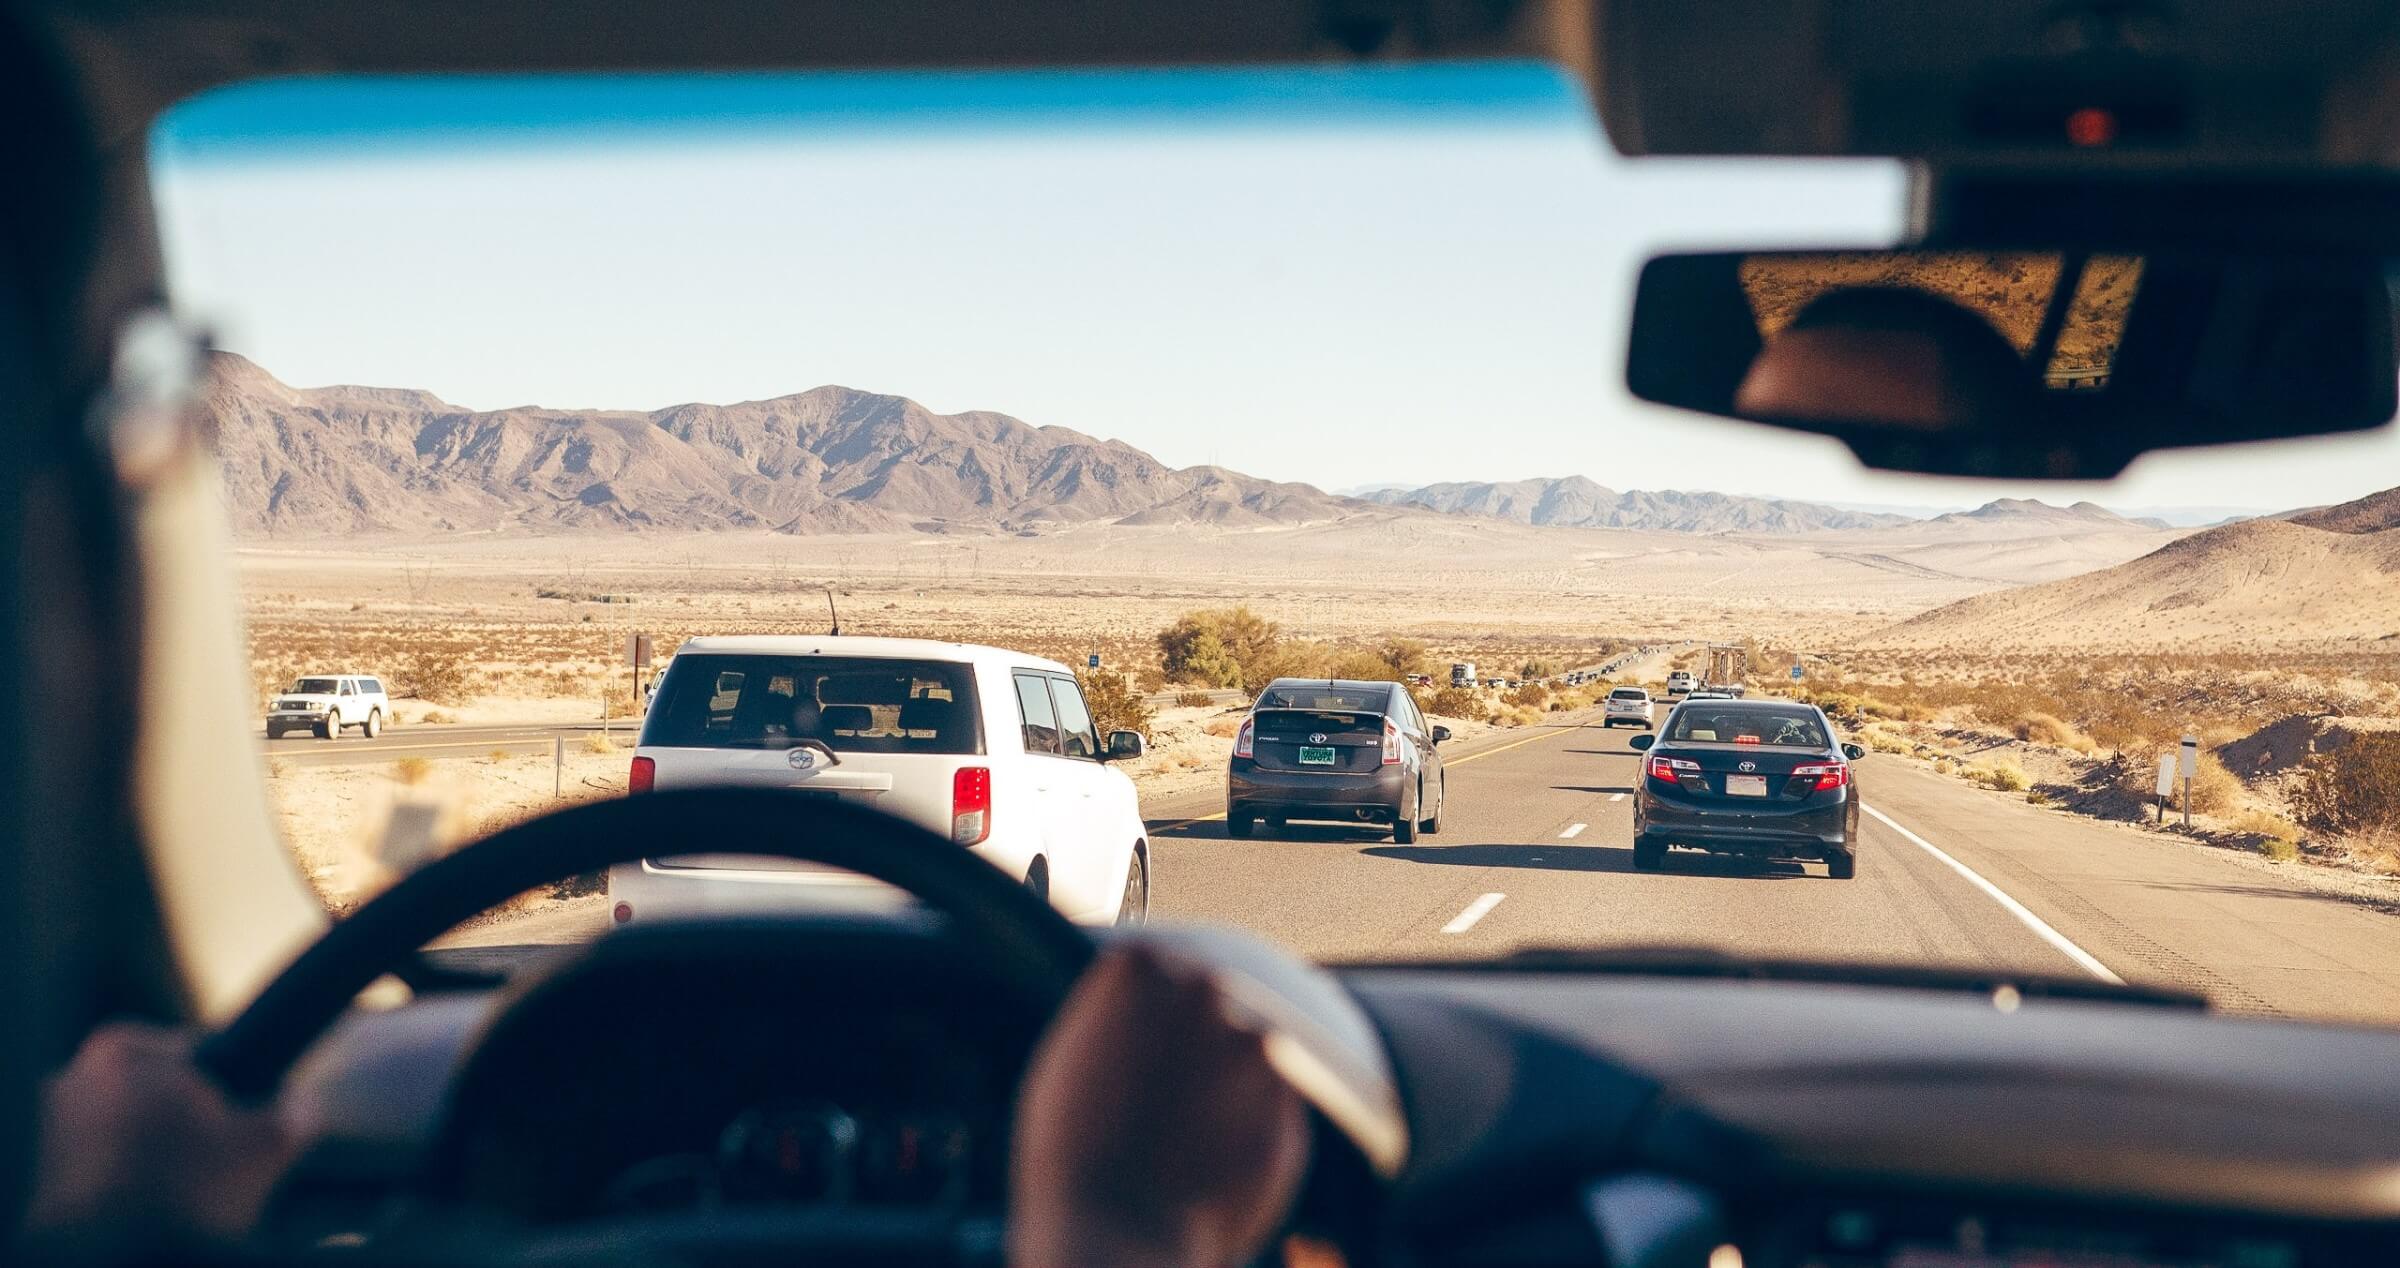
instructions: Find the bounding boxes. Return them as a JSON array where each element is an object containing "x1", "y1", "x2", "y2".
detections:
[
  {"x1": 1559, "y1": 823, "x2": 1586, "y2": 838},
  {"x1": 1442, "y1": 893, "x2": 1506, "y2": 934}
]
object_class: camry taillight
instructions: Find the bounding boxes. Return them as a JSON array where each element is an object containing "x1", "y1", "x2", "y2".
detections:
[
  {"x1": 1647, "y1": 755, "x2": 1700, "y2": 784},
  {"x1": 1234, "y1": 718, "x2": 1255, "y2": 760},
  {"x1": 1381, "y1": 719, "x2": 1402, "y2": 766},
  {"x1": 629, "y1": 755, "x2": 655, "y2": 793},
  {"x1": 1793, "y1": 762, "x2": 1850, "y2": 792},
  {"x1": 952, "y1": 766, "x2": 992, "y2": 845}
]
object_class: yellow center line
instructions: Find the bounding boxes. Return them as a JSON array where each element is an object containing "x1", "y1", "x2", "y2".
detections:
[{"x1": 1148, "y1": 719, "x2": 1598, "y2": 834}]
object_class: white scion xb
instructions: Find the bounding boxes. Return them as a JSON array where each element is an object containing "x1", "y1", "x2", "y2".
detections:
[{"x1": 609, "y1": 636, "x2": 1152, "y2": 927}]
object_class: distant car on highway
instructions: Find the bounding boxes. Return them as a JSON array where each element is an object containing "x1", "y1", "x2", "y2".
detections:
[
  {"x1": 1629, "y1": 699, "x2": 1865, "y2": 879},
  {"x1": 1603, "y1": 686, "x2": 1655, "y2": 728},
  {"x1": 265, "y1": 673, "x2": 389, "y2": 740},
  {"x1": 1666, "y1": 670, "x2": 1697, "y2": 696},
  {"x1": 613, "y1": 635, "x2": 1152, "y2": 926},
  {"x1": 1227, "y1": 678, "x2": 1448, "y2": 843}
]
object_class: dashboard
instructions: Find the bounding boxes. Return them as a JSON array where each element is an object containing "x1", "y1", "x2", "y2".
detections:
[{"x1": 283, "y1": 921, "x2": 2400, "y2": 1265}]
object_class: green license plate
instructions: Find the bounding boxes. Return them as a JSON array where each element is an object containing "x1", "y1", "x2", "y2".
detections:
[{"x1": 1297, "y1": 745, "x2": 1337, "y2": 766}]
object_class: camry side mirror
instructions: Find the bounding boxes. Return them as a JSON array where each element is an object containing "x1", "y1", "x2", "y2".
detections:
[
  {"x1": 1430, "y1": 725, "x2": 1452, "y2": 745},
  {"x1": 1105, "y1": 730, "x2": 1146, "y2": 761},
  {"x1": 1628, "y1": 733, "x2": 1656, "y2": 751},
  {"x1": 1842, "y1": 742, "x2": 1867, "y2": 761}
]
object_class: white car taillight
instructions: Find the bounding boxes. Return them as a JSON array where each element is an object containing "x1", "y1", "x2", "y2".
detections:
[
  {"x1": 1234, "y1": 718, "x2": 1254, "y2": 760},
  {"x1": 1381, "y1": 719, "x2": 1402, "y2": 766},
  {"x1": 952, "y1": 766, "x2": 992, "y2": 845}
]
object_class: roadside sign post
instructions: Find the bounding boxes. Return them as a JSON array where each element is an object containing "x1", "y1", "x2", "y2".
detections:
[
  {"x1": 626, "y1": 632, "x2": 654, "y2": 711},
  {"x1": 554, "y1": 734, "x2": 564, "y2": 798},
  {"x1": 2154, "y1": 753, "x2": 2175, "y2": 824},
  {"x1": 2179, "y1": 734, "x2": 2199, "y2": 829}
]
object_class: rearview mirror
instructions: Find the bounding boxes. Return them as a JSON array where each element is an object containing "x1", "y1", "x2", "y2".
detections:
[
  {"x1": 1627, "y1": 733, "x2": 1655, "y2": 751},
  {"x1": 1430, "y1": 725, "x2": 1452, "y2": 745},
  {"x1": 1105, "y1": 730, "x2": 1146, "y2": 761},
  {"x1": 1626, "y1": 248, "x2": 2396, "y2": 478},
  {"x1": 1842, "y1": 743, "x2": 1867, "y2": 761}
]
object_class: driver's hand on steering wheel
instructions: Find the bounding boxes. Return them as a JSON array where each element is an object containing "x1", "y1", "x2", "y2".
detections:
[
  {"x1": 20, "y1": 1022, "x2": 294, "y2": 1261},
  {"x1": 1011, "y1": 946, "x2": 1309, "y2": 1268}
]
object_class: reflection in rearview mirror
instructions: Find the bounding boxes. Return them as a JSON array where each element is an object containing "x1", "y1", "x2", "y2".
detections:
[{"x1": 1626, "y1": 249, "x2": 2397, "y2": 478}]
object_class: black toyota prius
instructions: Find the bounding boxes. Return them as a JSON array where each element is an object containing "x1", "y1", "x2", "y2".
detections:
[{"x1": 1629, "y1": 698, "x2": 1864, "y2": 878}]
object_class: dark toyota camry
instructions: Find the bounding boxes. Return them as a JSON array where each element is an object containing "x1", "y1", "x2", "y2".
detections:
[
  {"x1": 1227, "y1": 679, "x2": 1447, "y2": 842},
  {"x1": 1629, "y1": 698, "x2": 1864, "y2": 878}
]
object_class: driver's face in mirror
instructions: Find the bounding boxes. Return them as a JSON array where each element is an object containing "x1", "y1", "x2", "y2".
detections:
[{"x1": 1734, "y1": 286, "x2": 2040, "y2": 430}]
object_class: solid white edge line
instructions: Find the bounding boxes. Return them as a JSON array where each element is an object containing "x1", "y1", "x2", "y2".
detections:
[
  {"x1": 1609, "y1": 793, "x2": 1626, "y2": 802},
  {"x1": 1862, "y1": 803, "x2": 2124, "y2": 985},
  {"x1": 1559, "y1": 822, "x2": 1587, "y2": 838},
  {"x1": 1442, "y1": 892, "x2": 1506, "y2": 934}
]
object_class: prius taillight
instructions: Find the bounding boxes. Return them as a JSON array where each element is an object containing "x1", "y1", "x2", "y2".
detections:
[
  {"x1": 1234, "y1": 718, "x2": 1255, "y2": 760},
  {"x1": 952, "y1": 766, "x2": 992, "y2": 845},
  {"x1": 1381, "y1": 719, "x2": 1402, "y2": 766},
  {"x1": 629, "y1": 755, "x2": 655, "y2": 793}
]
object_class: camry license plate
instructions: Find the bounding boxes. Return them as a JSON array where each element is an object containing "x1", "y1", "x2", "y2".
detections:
[
  {"x1": 1725, "y1": 774, "x2": 1769, "y2": 797},
  {"x1": 1297, "y1": 746, "x2": 1337, "y2": 766}
]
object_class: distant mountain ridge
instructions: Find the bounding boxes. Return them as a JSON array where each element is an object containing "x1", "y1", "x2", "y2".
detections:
[
  {"x1": 207, "y1": 353, "x2": 1365, "y2": 537},
  {"x1": 1363, "y1": 476, "x2": 1911, "y2": 533},
  {"x1": 1871, "y1": 483, "x2": 2400, "y2": 646}
]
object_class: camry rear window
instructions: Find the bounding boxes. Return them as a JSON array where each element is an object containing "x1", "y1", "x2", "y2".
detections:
[
  {"x1": 641, "y1": 655, "x2": 983, "y2": 754},
  {"x1": 1255, "y1": 685, "x2": 1390, "y2": 711},
  {"x1": 1667, "y1": 708, "x2": 1826, "y2": 748}
]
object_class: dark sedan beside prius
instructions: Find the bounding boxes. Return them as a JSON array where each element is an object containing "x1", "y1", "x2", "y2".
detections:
[
  {"x1": 1630, "y1": 697, "x2": 1865, "y2": 878},
  {"x1": 1227, "y1": 678, "x2": 1448, "y2": 843}
]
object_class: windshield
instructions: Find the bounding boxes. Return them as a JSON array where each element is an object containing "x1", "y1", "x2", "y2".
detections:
[
  {"x1": 643, "y1": 655, "x2": 981, "y2": 753},
  {"x1": 154, "y1": 67, "x2": 2400, "y2": 1028},
  {"x1": 289, "y1": 679, "x2": 339, "y2": 695},
  {"x1": 1665, "y1": 706, "x2": 1828, "y2": 748}
]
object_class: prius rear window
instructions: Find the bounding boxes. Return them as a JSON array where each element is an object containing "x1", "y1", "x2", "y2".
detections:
[{"x1": 642, "y1": 655, "x2": 983, "y2": 754}]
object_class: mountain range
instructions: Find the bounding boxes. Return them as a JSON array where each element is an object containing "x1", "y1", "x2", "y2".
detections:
[
  {"x1": 1358, "y1": 476, "x2": 1910, "y2": 533},
  {"x1": 201, "y1": 354, "x2": 2227, "y2": 542},
  {"x1": 1873, "y1": 484, "x2": 2400, "y2": 646},
  {"x1": 206, "y1": 353, "x2": 1360, "y2": 537}
]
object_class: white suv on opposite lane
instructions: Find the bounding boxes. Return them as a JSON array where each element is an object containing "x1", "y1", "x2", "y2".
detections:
[
  {"x1": 1604, "y1": 686, "x2": 1656, "y2": 729},
  {"x1": 265, "y1": 673, "x2": 390, "y2": 740},
  {"x1": 610, "y1": 636, "x2": 1153, "y2": 927}
]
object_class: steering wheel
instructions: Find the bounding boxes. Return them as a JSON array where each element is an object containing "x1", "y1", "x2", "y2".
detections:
[{"x1": 197, "y1": 787, "x2": 1095, "y2": 1101}]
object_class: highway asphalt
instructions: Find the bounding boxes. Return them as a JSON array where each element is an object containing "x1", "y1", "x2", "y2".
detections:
[{"x1": 428, "y1": 705, "x2": 2400, "y2": 1025}]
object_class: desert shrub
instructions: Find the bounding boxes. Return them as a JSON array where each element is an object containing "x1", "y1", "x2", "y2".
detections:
[
  {"x1": 1427, "y1": 686, "x2": 1486, "y2": 722},
  {"x1": 2025, "y1": 789, "x2": 2050, "y2": 806},
  {"x1": 2231, "y1": 807, "x2": 2302, "y2": 846},
  {"x1": 2293, "y1": 734, "x2": 2400, "y2": 836},
  {"x1": 1202, "y1": 716, "x2": 1243, "y2": 739},
  {"x1": 1077, "y1": 668, "x2": 1155, "y2": 739},
  {"x1": 1508, "y1": 682, "x2": 1550, "y2": 708},
  {"x1": 2187, "y1": 752, "x2": 2242, "y2": 815},
  {"x1": 2258, "y1": 836, "x2": 2301, "y2": 862},
  {"x1": 1174, "y1": 691, "x2": 1214, "y2": 708},
  {"x1": 2014, "y1": 711, "x2": 2096, "y2": 754},
  {"x1": 1979, "y1": 763, "x2": 2030, "y2": 792},
  {"x1": 1518, "y1": 658, "x2": 1560, "y2": 680},
  {"x1": 486, "y1": 748, "x2": 513, "y2": 763},
  {"x1": 582, "y1": 733, "x2": 618, "y2": 755},
  {"x1": 419, "y1": 709, "x2": 453, "y2": 725},
  {"x1": 391, "y1": 757, "x2": 430, "y2": 786},
  {"x1": 1863, "y1": 730, "x2": 1912, "y2": 755},
  {"x1": 396, "y1": 649, "x2": 472, "y2": 705},
  {"x1": 1932, "y1": 758, "x2": 1955, "y2": 776},
  {"x1": 1157, "y1": 607, "x2": 1280, "y2": 691}
]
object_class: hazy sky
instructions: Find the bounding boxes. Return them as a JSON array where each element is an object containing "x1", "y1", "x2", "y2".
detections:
[{"x1": 150, "y1": 68, "x2": 2399, "y2": 513}]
